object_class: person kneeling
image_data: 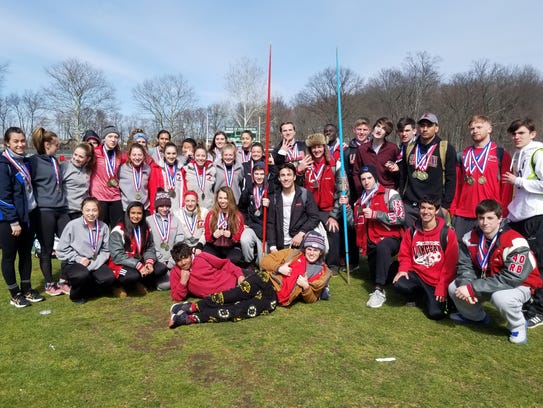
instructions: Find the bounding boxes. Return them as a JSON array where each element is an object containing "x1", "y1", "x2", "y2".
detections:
[{"x1": 448, "y1": 199, "x2": 542, "y2": 344}]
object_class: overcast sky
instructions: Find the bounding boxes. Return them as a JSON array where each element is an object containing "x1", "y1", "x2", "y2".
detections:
[{"x1": 1, "y1": 0, "x2": 542, "y2": 115}]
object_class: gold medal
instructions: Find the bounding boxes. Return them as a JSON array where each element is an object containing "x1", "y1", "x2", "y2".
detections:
[
  {"x1": 135, "y1": 193, "x2": 142, "y2": 200},
  {"x1": 168, "y1": 190, "x2": 176, "y2": 198},
  {"x1": 465, "y1": 176, "x2": 475, "y2": 185},
  {"x1": 107, "y1": 178, "x2": 118, "y2": 187},
  {"x1": 160, "y1": 243, "x2": 169, "y2": 251},
  {"x1": 414, "y1": 170, "x2": 428, "y2": 181},
  {"x1": 478, "y1": 176, "x2": 486, "y2": 185}
]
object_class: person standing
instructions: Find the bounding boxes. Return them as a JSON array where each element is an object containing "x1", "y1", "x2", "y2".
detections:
[
  {"x1": 450, "y1": 115, "x2": 513, "y2": 240},
  {"x1": 502, "y1": 118, "x2": 543, "y2": 329},
  {"x1": 0, "y1": 127, "x2": 43, "y2": 307}
]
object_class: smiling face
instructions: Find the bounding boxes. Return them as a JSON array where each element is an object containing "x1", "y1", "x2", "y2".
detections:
[
  {"x1": 251, "y1": 145, "x2": 263, "y2": 161},
  {"x1": 181, "y1": 142, "x2": 194, "y2": 157},
  {"x1": 311, "y1": 144, "x2": 325, "y2": 160},
  {"x1": 71, "y1": 146, "x2": 90, "y2": 167},
  {"x1": 304, "y1": 246, "x2": 322, "y2": 263},
  {"x1": 279, "y1": 167, "x2": 295, "y2": 191},
  {"x1": 477, "y1": 211, "x2": 502, "y2": 238},
  {"x1": 252, "y1": 168, "x2": 265, "y2": 185},
  {"x1": 129, "y1": 146, "x2": 145, "y2": 167},
  {"x1": 323, "y1": 125, "x2": 337, "y2": 143},
  {"x1": 177, "y1": 255, "x2": 192, "y2": 270},
  {"x1": 164, "y1": 145, "x2": 178, "y2": 165},
  {"x1": 214, "y1": 134, "x2": 226, "y2": 149},
  {"x1": 128, "y1": 205, "x2": 144, "y2": 224},
  {"x1": 157, "y1": 205, "x2": 170, "y2": 217},
  {"x1": 82, "y1": 200, "x2": 99, "y2": 223},
  {"x1": 222, "y1": 147, "x2": 235, "y2": 165},
  {"x1": 240, "y1": 132, "x2": 253, "y2": 149},
  {"x1": 194, "y1": 148, "x2": 207, "y2": 167},
  {"x1": 6, "y1": 131, "x2": 27, "y2": 155},
  {"x1": 217, "y1": 191, "x2": 229, "y2": 210},
  {"x1": 44, "y1": 136, "x2": 59, "y2": 156},
  {"x1": 281, "y1": 123, "x2": 296, "y2": 143},
  {"x1": 354, "y1": 124, "x2": 371, "y2": 143},
  {"x1": 419, "y1": 202, "x2": 437, "y2": 224}
]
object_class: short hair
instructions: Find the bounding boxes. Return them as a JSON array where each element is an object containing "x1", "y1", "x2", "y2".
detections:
[
  {"x1": 241, "y1": 130, "x2": 254, "y2": 139},
  {"x1": 4, "y1": 127, "x2": 25, "y2": 144},
  {"x1": 279, "y1": 162, "x2": 297, "y2": 175},
  {"x1": 419, "y1": 196, "x2": 441, "y2": 210},
  {"x1": 324, "y1": 123, "x2": 337, "y2": 131},
  {"x1": 396, "y1": 117, "x2": 416, "y2": 131},
  {"x1": 164, "y1": 141, "x2": 178, "y2": 152},
  {"x1": 80, "y1": 196, "x2": 100, "y2": 212},
  {"x1": 468, "y1": 115, "x2": 492, "y2": 127},
  {"x1": 353, "y1": 117, "x2": 370, "y2": 128},
  {"x1": 280, "y1": 121, "x2": 295, "y2": 132},
  {"x1": 475, "y1": 199, "x2": 503, "y2": 218},
  {"x1": 181, "y1": 138, "x2": 197, "y2": 149},
  {"x1": 170, "y1": 242, "x2": 193, "y2": 262},
  {"x1": 251, "y1": 142, "x2": 263, "y2": 150},
  {"x1": 507, "y1": 118, "x2": 536, "y2": 134},
  {"x1": 373, "y1": 117, "x2": 394, "y2": 136}
]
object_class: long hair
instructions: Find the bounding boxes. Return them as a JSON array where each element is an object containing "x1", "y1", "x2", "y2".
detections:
[
  {"x1": 209, "y1": 186, "x2": 240, "y2": 236},
  {"x1": 209, "y1": 131, "x2": 227, "y2": 161},
  {"x1": 31, "y1": 127, "x2": 57, "y2": 155},
  {"x1": 126, "y1": 143, "x2": 147, "y2": 166},
  {"x1": 122, "y1": 201, "x2": 151, "y2": 255},
  {"x1": 74, "y1": 142, "x2": 95, "y2": 172}
]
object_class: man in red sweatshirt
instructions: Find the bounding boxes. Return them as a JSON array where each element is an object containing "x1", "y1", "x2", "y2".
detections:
[
  {"x1": 169, "y1": 242, "x2": 245, "y2": 302},
  {"x1": 392, "y1": 196, "x2": 458, "y2": 319}
]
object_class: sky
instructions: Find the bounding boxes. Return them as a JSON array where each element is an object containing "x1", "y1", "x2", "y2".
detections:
[{"x1": 1, "y1": 0, "x2": 543, "y2": 116}]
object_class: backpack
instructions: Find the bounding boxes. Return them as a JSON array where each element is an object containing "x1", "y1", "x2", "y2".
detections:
[
  {"x1": 408, "y1": 224, "x2": 449, "y2": 251},
  {"x1": 528, "y1": 147, "x2": 543, "y2": 180}
]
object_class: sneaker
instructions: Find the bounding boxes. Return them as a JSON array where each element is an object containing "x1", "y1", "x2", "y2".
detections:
[
  {"x1": 170, "y1": 302, "x2": 193, "y2": 316},
  {"x1": 320, "y1": 286, "x2": 330, "y2": 300},
  {"x1": 527, "y1": 313, "x2": 543, "y2": 329},
  {"x1": 509, "y1": 323, "x2": 528, "y2": 344},
  {"x1": 366, "y1": 289, "x2": 386, "y2": 308},
  {"x1": 10, "y1": 292, "x2": 31, "y2": 308},
  {"x1": 449, "y1": 313, "x2": 490, "y2": 325},
  {"x1": 168, "y1": 312, "x2": 192, "y2": 329},
  {"x1": 24, "y1": 289, "x2": 45, "y2": 303},
  {"x1": 45, "y1": 283, "x2": 63, "y2": 296},
  {"x1": 57, "y1": 281, "x2": 71, "y2": 295}
]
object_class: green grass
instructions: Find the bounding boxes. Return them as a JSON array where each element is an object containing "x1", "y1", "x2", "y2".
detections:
[{"x1": 1, "y1": 259, "x2": 542, "y2": 407}]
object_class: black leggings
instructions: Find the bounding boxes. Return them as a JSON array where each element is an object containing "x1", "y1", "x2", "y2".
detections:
[
  {"x1": 202, "y1": 243, "x2": 243, "y2": 266},
  {"x1": 32, "y1": 209, "x2": 70, "y2": 283},
  {"x1": 62, "y1": 262, "x2": 116, "y2": 301},
  {"x1": 193, "y1": 271, "x2": 278, "y2": 323},
  {"x1": 0, "y1": 221, "x2": 35, "y2": 296},
  {"x1": 98, "y1": 200, "x2": 123, "y2": 228}
]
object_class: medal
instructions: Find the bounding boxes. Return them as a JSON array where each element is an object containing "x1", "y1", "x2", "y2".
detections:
[
  {"x1": 165, "y1": 163, "x2": 177, "y2": 191},
  {"x1": 465, "y1": 176, "x2": 475, "y2": 185},
  {"x1": 254, "y1": 210, "x2": 261, "y2": 217},
  {"x1": 160, "y1": 243, "x2": 170, "y2": 251},
  {"x1": 132, "y1": 165, "x2": 142, "y2": 197},
  {"x1": 86, "y1": 219, "x2": 100, "y2": 259},
  {"x1": 201, "y1": 193, "x2": 205, "y2": 200},
  {"x1": 218, "y1": 212, "x2": 228, "y2": 229},
  {"x1": 414, "y1": 143, "x2": 438, "y2": 177},
  {"x1": 107, "y1": 178, "x2": 118, "y2": 187},
  {"x1": 135, "y1": 193, "x2": 142, "y2": 200},
  {"x1": 358, "y1": 186, "x2": 378, "y2": 208},
  {"x1": 182, "y1": 209, "x2": 197, "y2": 236},
  {"x1": 309, "y1": 160, "x2": 325, "y2": 188},
  {"x1": 478, "y1": 176, "x2": 486, "y2": 184},
  {"x1": 253, "y1": 184, "x2": 264, "y2": 214},
  {"x1": 463, "y1": 141, "x2": 492, "y2": 185},
  {"x1": 103, "y1": 146, "x2": 117, "y2": 185},
  {"x1": 153, "y1": 213, "x2": 171, "y2": 247},
  {"x1": 168, "y1": 190, "x2": 176, "y2": 198},
  {"x1": 133, "y1": 226, "x2": 142, "y2": 255},
  {"x1": 412, "y1": 170, "x2": 428, "y2": 181},
  {"x1": 196, "y1": 165, "x2": 206, "y2": 198},
  {"x1": 222, "y1": 163, "x2": 234, "y2": 187},
  {"x1": 477, "y1": 231, "x2": 498, "y2": 276},
  {"x1": 2, "y1": 149, "x2": 32, "y2": 189}
]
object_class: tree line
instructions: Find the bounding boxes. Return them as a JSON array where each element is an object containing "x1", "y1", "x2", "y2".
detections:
[{"x1": 1, "y1": 51, "x2": 542, "y2": 151}]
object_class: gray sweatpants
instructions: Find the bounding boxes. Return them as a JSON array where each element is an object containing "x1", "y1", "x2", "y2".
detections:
[{"x1": 448, "y1": 280, "x2": 531, "y2": 331}]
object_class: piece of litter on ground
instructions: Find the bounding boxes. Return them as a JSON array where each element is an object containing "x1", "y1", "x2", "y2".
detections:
[
  {"x1": 375, "y1": 357, "x2": 396, "y2": 362},
  {"x1": 49, "y1": 344, "x2": 56, "y2": 351},
  {"x1": 40, "y1": 310, "x2": 51, "y2": 315}
]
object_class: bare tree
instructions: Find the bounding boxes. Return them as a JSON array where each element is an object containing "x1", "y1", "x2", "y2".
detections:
[
  {"x1": 44, "y1": 58, "x2": 117, "y2": 140},
  {"x1": 132, "y1": 74, "x2": 196, "y2": 139},
  {"x1": 294, "y1": 67, "x2": 364, "y2": 137},
  {"x1": 224, "y1": 57, "x2": 265, "y2": 128},
  {"x1": 0, "y1": 61, "x2": 8, "y2": 92}
]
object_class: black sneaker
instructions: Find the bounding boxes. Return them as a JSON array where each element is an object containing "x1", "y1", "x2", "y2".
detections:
[
  {"x1": 10, "y1": 293, "x2": 31, "y2": 308},
  {"x1": 527, "y1": 314, "x2": 543, "y2": 329},
  {"x1": 24, "y1": 289, "x2": 45, "y2": 303}
]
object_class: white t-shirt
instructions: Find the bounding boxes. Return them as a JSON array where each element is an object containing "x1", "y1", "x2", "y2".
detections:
[{"x1": 282, "y1": 191, "x2": 295, "y2": 247}]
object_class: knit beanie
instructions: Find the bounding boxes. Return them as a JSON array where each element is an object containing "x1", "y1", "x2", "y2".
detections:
[
  {"x1": 303, "y1": 230, "x2": 325, "y2": 252},
  {"x1": 252, "y1": 161, "x2": 265, "y2": 172},
  {"x1": 82, "y1": 129, "x2": 100, "y2": 144},
  {"x1": 155, "y1": 189, "x2": 172, "y2": 208},
  {"x1": 359, "y1": 165, "x2": 379, "y2": 182},
  {"x1": 101, "y1": 125, "x2": 121, "y2": 140}
]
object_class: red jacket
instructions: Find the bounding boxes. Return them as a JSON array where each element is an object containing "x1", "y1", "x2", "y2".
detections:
[
  {"x1": 354, "y1": 185, "x2": 404, "y2": 254},
  {"x1": 169, "y1": 252, "x2": 243, "y2": 301},
  {"x1": 89, "y1": 146, "x2": 127, "y2": 201},
  {"x1": 398, "y1": 217, "x2": 458, "y2": 297},
  {"x1": 303, "y1": 157, "x2": 336, "y2": 212},
  {"x1": 204, "y1": 210, "x2": 244, "y2": 244}
]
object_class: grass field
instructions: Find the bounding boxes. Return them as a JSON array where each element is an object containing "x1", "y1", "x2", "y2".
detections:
[{"x1": 1, "y1": 259, "x2": 542, "y2": 407}]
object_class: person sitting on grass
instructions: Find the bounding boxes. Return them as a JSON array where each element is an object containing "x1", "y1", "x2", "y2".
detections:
[
  {"x1": 392, "y1": 196, "x2": 458, "y2": 320},
  {"x1": 109, "y1": 201, "x2": 163, "y2": 297},
  {"x1": 168, "y1": 230, "x2": 331, "y2": 328},
  {"x1": 169, "y1": 241, "x2": 245, "y2": 302},
  {"x1": 448, "y1": 199, "x2": 542, "y2": 344},
  {"x1": 56, "y1": 197, "x2": 114, "y2": 303}
]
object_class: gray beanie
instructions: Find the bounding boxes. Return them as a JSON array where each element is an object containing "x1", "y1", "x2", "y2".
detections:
[{"x1": 101, "y1": 125, "x2": 121, "y2": 140}]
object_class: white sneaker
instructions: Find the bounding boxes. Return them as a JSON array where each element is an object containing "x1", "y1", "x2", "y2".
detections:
[
  {"x1": 366, "y1": 289, "x2": 386, "y2": 308},
  {"x1": 509, "y1": 323, "x2": 528, "y2": 345}
]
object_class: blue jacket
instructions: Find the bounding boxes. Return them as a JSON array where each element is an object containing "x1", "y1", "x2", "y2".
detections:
[{"x1": 0, "y1": 153, "x2": 31, "y2": 224}]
